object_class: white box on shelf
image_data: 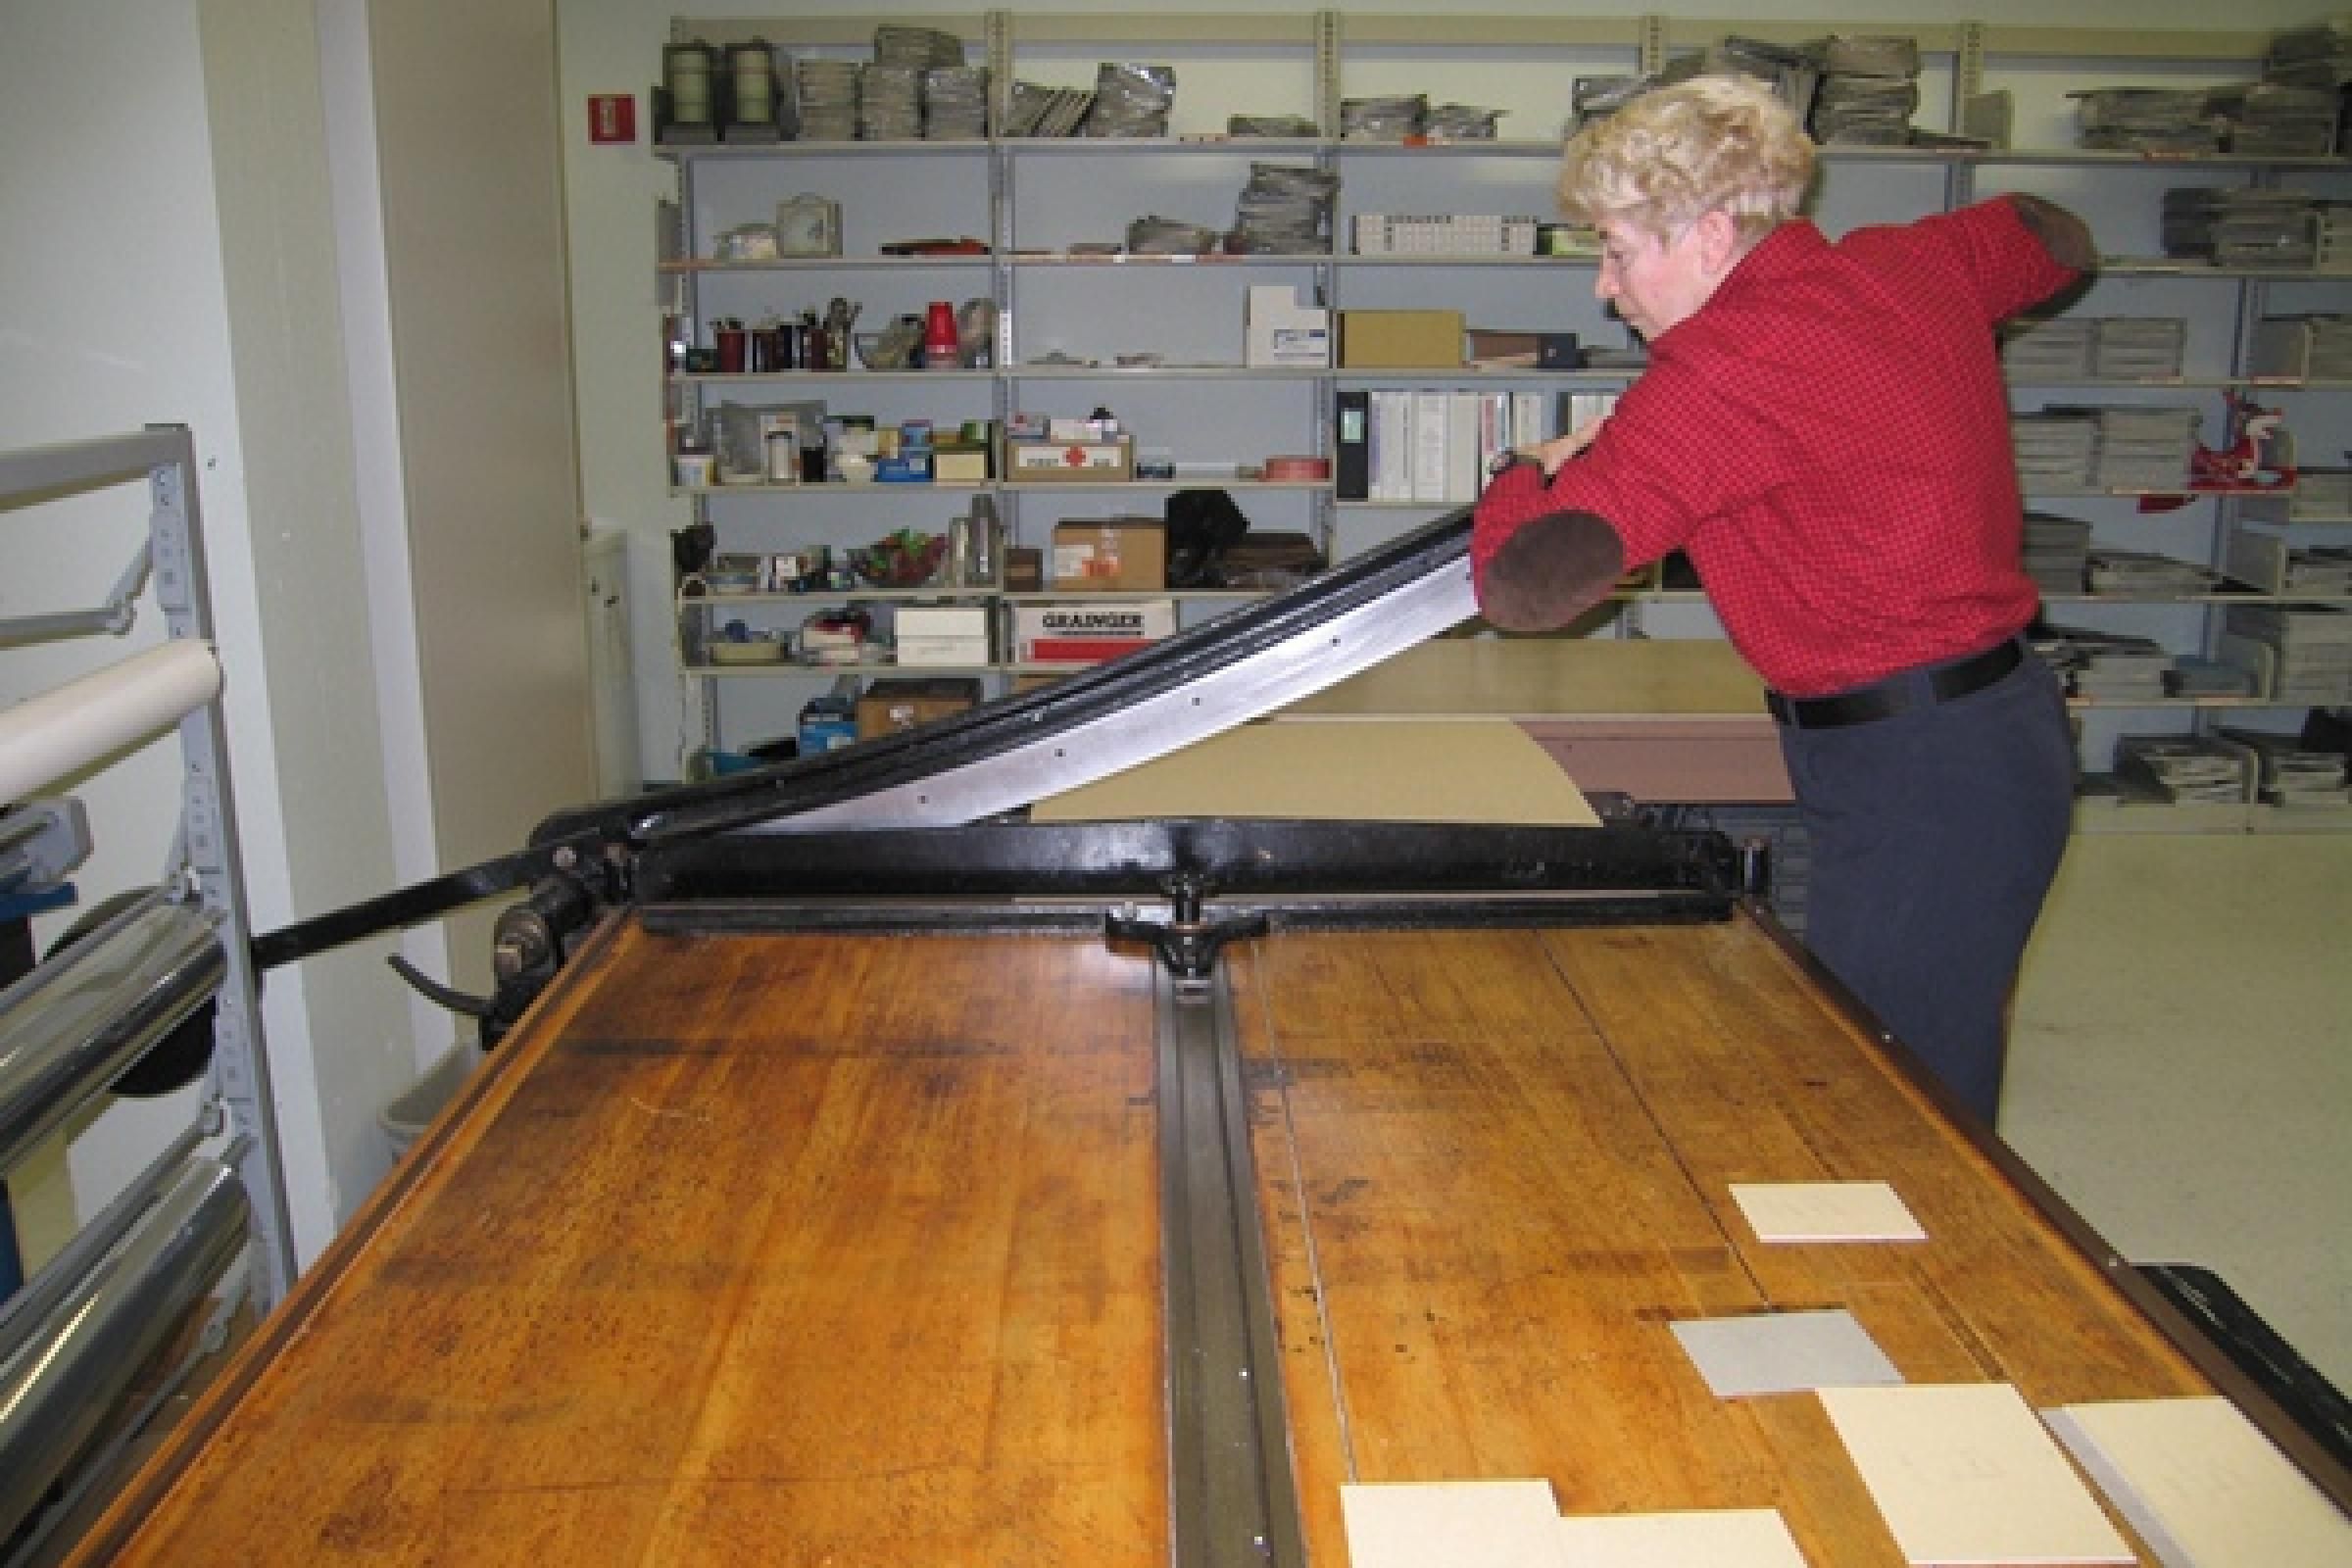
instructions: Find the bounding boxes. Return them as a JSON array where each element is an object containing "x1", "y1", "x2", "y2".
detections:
[
  {"x1": 897, "y1": 605, "x2": 991, "y2": 642},
  {"x1": 1245, "y1": 285, "x2": 1331, "y2": 368},
  {"x1": 897, "y1": 636, "x2": 993, "y2": 667}
]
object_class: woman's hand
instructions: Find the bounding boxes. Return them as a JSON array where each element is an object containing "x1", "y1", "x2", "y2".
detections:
[{"x1": 1531, "y1": 416, "x2": 1608, "y2": 475}]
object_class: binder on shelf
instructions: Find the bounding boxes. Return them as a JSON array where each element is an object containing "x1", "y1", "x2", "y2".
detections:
[
  {"x1": 1446, "y1": 393, "x2": 1482, "y2": 504},
  {"x1": 1410, "y1": 390, "x2": 1449, "y2": 504},
  {"x1": 1370, "y1": 391, "x2": 1412, "y2": 501},
  {"x1": 1336, "y1": 388, "x2": 1371, "y2": 502}
]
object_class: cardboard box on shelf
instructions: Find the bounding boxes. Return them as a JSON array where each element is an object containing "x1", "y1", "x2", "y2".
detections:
[
  {"x1": 933, "y1": 442, "x2": 991, "y2": 482},
  {"x1": 1011, "y1": 600, "x2": 1178, "y2": 664},
  {"x1": 1006, "y1": 437, "x2": 1133, "y2": 482},
  {"x1": 1246, "y1": 285, "x2": 1332, "y2": 368},
  {"x1": 1052, "y1": 516, "x2": 1166, "y2": 590},
  {"x1": 856, "y1": 676, "x2": 984, "y2": 740},
  {"x1": 1340, "y1": 309, "x2": 1464, "y2": 368}
]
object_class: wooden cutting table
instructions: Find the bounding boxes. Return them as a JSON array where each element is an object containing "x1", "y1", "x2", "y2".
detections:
[{"x1": 70, "y1": 900, "x2": 2310, "y2": 1565}]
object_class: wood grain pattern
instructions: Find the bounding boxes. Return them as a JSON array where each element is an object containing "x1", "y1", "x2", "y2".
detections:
[
  {"x1": 79, "y1": 926, "x2": 1167, "y2": 1566},
  {"x1": 1233, "y1": 916, "x2": 2211, "y2": 1567},
  {"x1": 76, "y1": 908, "x2": 2299, "y2": 1566}
]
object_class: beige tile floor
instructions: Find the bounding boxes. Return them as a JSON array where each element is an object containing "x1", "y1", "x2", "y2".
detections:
[{"x1": 2003, "y1": 831, "x2": 2352, "y2": 1390}]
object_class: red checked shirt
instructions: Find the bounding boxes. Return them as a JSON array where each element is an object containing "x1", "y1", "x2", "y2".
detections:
[{"x1": 1472, "y1": 196, "x2": 2079, "y2": 697}]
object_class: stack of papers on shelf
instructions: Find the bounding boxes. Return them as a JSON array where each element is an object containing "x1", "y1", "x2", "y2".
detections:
[
  {"x1": 1001, "y1": 82, "x2": 1095, "y2": 138},
  {"x1": 2255, "y1": 315, "x2": 2352, "y2": 379},
  {"x1": 1655, "y1": 37, "x2": 1820, "y2": 121},
  {"x1": 2032, "y1": 624, "x2": 2175, "y2": 699},
  {"x1": 921, "y1": 67, "x2": 991, "y2": 140},
  {"x1": 2075, "y1": 405, "x2": 2198, "y2": 491},
  {"x1": 2320, "y1": 204, "x2": 2352, "y2": 273},
  {"x1": 794, "y1": 60, "x2": 861, "y2": 141},
  {"x1": 2093, "y1": 317, "x2": 2189, "y2": 379},
  {"x1": 858, "y1": 65, "x2": 925, "y2": 140},
  {"x1": 2002, "y1": 318, "x2": 2094, "y2": 379},
  {"x1": 2011, "y1": 413, "x2": 2099, "y2": 488},
  {"x1": 2266, "y1": 17, "x2": 2352, "y2": 90},
  {"x1": 2023, "y1": 511, "x2": 2094, "y2": 593},
  {"x1": 2275, "y1": 543, "x2": 2352, "y2": 593},
  {"x1": 2221, "y1": 726, "x2": 2352, "y2": 805},
  {"x1": 2166, "y1": 657, "x2": 2260, "y2": 698},
  {"x1": 1234, "y1": 164, "x2": 1341, "y2": 255},
  {"x1": 1570, "y1": 74, "x2": 1645, "y2": 130},
  {"x1": 2163, "y1": 188, "x2": 2318, "y2": 269},
  {"x1": 2087, "y1": 547, "x2": 2223, "y2": 596},
  {"x1": 2291, "y1": 467, "x2": 2352, "y2": 514},
  {"x1": 2212, "y1": 81, "x2": 2340, "y2": 155},
  {"x1": 1807, "y1": 34, "x2": 1922, "y2": 144},
  {"x1": 2074, "y1": 87, "x2": 2224, "y2": 152},
  {"x1": 2118, "y1": 735, "x2": 2253, "y2": 803},
  {"x1": 2077, "y1": 769, "x2": 2176, "y2": 809},
  {"x1": 2225, "y1": 605, "x2": 2352, "y2": 701}
]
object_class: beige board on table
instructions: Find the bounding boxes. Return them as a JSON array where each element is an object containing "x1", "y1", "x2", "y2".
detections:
[
  {"x1": 2044, "y1": 1396, "x2": 2352, "y2": 1568},
  {"x1": 1031, "y1": 717, "x2": 1598, "y2": 825},
  {"x1": 1341, "y1": 1479, "x2": 1569, "y2": 1568},
  {"x1": 1818, "y1": 1383, "x2": 2134, "y2": 1566},
  {"x1": 1729, "y1": 1181, "x2": 1928, "y2": 1244},
  {"x1": 1555, "y1": 1507, "x2": 1808, "y2": 1568}
]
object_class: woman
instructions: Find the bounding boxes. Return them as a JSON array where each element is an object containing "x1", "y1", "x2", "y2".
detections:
[{"x1": 1473, "y1": 74, "x2": 2092, "y2": 1124}]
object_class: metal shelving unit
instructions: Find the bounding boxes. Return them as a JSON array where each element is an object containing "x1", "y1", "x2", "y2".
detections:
[
  {"x1": 0, "y1": 426, "x2": 296, "y2": 1559},
  {"x1": 653, "y1": 14, "x2": 2349, "y2": 820}
]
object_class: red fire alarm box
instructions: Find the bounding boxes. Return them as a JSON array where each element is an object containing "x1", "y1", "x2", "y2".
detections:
[{"x1": 588, "y1": 94, "x2": 636, "y2": 145}]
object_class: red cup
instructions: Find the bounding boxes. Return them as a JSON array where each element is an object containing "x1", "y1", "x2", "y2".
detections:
[{"x1": 922, "y1": 301, "x2": 960, "y2": 369}]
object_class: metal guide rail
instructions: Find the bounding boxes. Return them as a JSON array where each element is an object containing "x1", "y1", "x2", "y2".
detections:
[{"x1": 0, "y1": 428, "x2": 290, "y2": 1562}]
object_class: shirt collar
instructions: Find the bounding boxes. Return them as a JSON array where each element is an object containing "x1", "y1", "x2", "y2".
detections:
[
  {"x1": 1714, "y1": 220, "x2": 1826, "y2": 302},
  {"x1": 1643, "y1": 220, "x2": 1822, "y2": 352}
]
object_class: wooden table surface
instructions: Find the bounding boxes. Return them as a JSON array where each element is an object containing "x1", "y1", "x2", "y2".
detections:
[
  {"x1": 75, "y1": 910, "x2": 2266, "y2": 1564},
  {"x1": 1230, "y1": 920, "x2": 2215, "y2": 1565}
]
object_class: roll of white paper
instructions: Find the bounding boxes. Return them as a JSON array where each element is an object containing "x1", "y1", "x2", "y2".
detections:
[{"x1": 0, "y1": 641, "x2": 222, "y2": 802}]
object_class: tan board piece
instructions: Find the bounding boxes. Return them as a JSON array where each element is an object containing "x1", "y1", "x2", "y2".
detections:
[{"x1": 1031, "y1": 716, "x2": 1599, "y2": 824}]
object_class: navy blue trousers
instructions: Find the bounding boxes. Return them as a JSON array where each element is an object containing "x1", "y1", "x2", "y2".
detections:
[{"x1": 1777, "y1": 650, "x2": 2076, "y2": 1125}]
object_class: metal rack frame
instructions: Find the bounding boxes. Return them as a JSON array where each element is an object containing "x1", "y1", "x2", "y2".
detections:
[{"x1": 0, "y1": 426, "x2": 295, "y2": 1556}]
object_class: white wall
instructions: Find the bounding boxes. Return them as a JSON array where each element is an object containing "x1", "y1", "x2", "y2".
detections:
[
  {"x1": 558, "y1": 0, "x2": 2338, "y2": 781},
  {"x1": 1, "y1": 0, "x2": 418, "y2": 1270}
]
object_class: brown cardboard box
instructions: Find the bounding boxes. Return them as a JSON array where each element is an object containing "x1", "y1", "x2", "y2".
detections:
[
  {"x1": 1052, "y1": 517, "x2": 1166, "y2": 590},
  {"x1": 856, "y1": 676, "x2": 984, "y2": 740},
  {"x1": 1005, "y1": 547, "x2": 1045, "y2": 591},
  {"x1": 1340, "y1": 309, "x2": 1464, "y2": 368}
]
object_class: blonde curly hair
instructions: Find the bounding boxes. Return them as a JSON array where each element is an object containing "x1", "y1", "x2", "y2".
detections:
[{"x1": 1560, "y1": 74, "x2": 1816, "y2": 244}]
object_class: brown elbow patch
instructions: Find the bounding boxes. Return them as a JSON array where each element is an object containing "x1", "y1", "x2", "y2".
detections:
[
  {"x1": 1479, "y1": 509, "x2": 1627, "y2": 631},
  {"x1": 2010, "y1": 194, "x2": 2097, "y2": 271}
]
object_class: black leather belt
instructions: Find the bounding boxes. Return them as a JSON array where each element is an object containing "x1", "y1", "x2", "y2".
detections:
[{"x1": 1767, "y1": 638, "x2": 2026, "y2": 729}]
